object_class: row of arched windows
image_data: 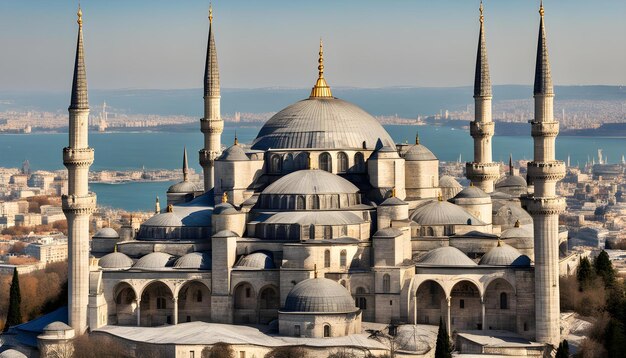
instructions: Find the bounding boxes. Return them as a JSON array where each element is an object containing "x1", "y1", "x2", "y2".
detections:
[
  {"x1": 324, "y1": 249, "x2": 347, "y2": 268},
  {"x1": 268, "y1": 152, "x2": 366, "y2": 174}
]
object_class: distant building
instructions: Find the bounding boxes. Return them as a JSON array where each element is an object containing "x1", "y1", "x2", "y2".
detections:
[{"x1": 24, "y1": 237, "x2": 68, "y2": 264}]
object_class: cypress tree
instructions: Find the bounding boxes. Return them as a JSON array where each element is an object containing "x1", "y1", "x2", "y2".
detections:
[
  {"x1": 4, "y1": 268, "x2": 22, "y2": 331},
  {"x1": 435, "y1": 317, "x2": 452, "y2": 358},
  {"x1": 594, "y1": 250, "x2": 616, "y2": 287},
  {"x1": 555, "y1": 339, "x2": 570, "y2": 358},
  {"x1": 576, "y1": 257, "x2": 593, "y2": 291}
]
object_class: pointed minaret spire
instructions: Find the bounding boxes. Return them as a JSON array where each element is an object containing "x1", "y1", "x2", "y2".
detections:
[
  {"x1": 509, "y1": 154, "x2": 514, "y2": 176},
  {"x1": 534, "y1": 0, "x2": 553, "y2": 96},
  {"x1": 474, "y1": 0, "x2": 492, "y2": 98},
  {"x1": 182, "y1": 147, "x2": 189, "y2": 182},
  {"x1": 69, "y1": 5, "x2": 88, "y2": 111},
  {"x1": 415, "y1": 131, "x2": 420, "y2": 145},
  {"x1": 310, "y1": 39, "x2": 333, "y2": 98},
  {"x1": 199, "y1": 3, "x2": 223, "y2": 194}
]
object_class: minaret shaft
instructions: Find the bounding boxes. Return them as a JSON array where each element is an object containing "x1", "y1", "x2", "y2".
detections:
[
  {"x1": 199, "y1": 8, "x2": 223, "y2": 192},
  {"x1": 523, "y1": 4, "x2": 565, "y2": 347},
  {"x1": 466, "y1": 2, "x2": 498, "y2": 193},
  {"x1": 62, "y1": 7, "x2": 96, "y2": 335}
]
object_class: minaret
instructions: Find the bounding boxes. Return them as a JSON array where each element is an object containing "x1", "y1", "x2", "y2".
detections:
[
  {"x1": 199, "y1": 4, "x2": 223, "y2": 193},
  {"x1": 182, "y1": 147, "x2": 189, "y2": 182},
  {"x1": 466, "y1": 1, "x2": 499, "y2": 193},
  {"x1": 522, "y1": 1, "x2": 566, "y2": 347},
  {"x1": 62, "y1": 6, "x2": 96, "y2": 334}
]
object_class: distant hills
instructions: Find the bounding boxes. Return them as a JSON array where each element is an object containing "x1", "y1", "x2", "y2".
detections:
[{"x1": 0, "y1": 85, "x2": 624, "y2": 118}]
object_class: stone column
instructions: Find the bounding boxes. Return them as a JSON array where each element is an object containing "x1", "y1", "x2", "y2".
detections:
[
  {"x1": 173, "y1": 297, "x2": 178, "y2": 325},
  {"x1": 446, "y1": 297, "x2": 451, "y2": 337},
  {"x1": 481, "y1": 296, "x2": 486, "y2": 330},
  {"x1": 136, "y1": 299, "x2": 141, "y2": 326}
]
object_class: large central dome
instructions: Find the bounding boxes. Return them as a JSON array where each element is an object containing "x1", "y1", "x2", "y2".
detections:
[{"x1": 251, "y1": 97, "x2": 395, "y2": 151}]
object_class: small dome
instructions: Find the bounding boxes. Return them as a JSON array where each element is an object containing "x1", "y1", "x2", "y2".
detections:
[
  {"x1": 218, "y1": 145, "x2": 249, "y2": 161},
  {"x1": 264, "y1": 211, "x2": 363, "y2": 226},
  {"x1": 0, "y1": 350, "x2": 27, "y2": 358},
  {"x1": 411, "y1": 200, "x2": 485, "y2": 226},
  {"x1": 99, "y1": 252, "x2": 133, "y2": 269},
  {"x1": 496, "y1": 175, "x2": 527, "y2": 188},
  {"x1": 213, "y1": 230, "x2": 239, "y2": 238},
  {"x1": 439, "y1": 175, "x2": 462, "y2": 189},
  {"x1": 43, "y1": 321, "x2": 73, "y2": 332},
  {"x1": 214, "y1": 202, "x2": 237, "y2": 215},
  {"x1": 454, "y1": 186, "x2": 489, "y2": 199},
  {"x1": 234, "y1": 252, "x2": 275, "y2": 269},
  {"x1": 417, "y1": 246, "x2": 477, "y2": 266},
  {"x1": 380, "y1": 197, "x2": 407, "y2": 206},
  {"x1": 500, "y1": 226, "x2": 532, "y2": 239},
  {"x1": 142, "y1": 212, "x2": 183, "y2": 227},
  {"x1": 370, "y1": 145, "x2": 400, "y2": 159},
  {"x1": 263, "y1": 170, "x2": 359, "y2": 195},
  {"x1": 373, "y1": 227, "x2": 403, "y2": 238},
  {"x1": 133, "y1": 252, "x2": 177, "y2": 270},
  {"x1": 283, "y1": 278, "x2": 358, "y2": 313},
  {"x1": 479, "y1": 242, "x2": 531, "y2": 266},
  {"x1": 93, "y1": 227, "x2": 119, "y2": 239},
  {"x1": 404, "y1": 144, "x2": 437, "y2": 161},
  {"x1": 167, "y1": 181, "x2": 199, "y2": 194},
  {"x1": 174, "y1": 252, "x2": 212, "y2": 270},
  {"x1": 251, "y1": 98, "x2": 395, "y2": 151}
]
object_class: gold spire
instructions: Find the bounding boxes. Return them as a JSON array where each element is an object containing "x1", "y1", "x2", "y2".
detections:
[
  {"x1": 438, "y1": 192, "x2": 443, "y2": 202},
  {"x1": 222, "y1": 191, "x2": 228, "y2": 203},
  {"x1": 514, "y1": 219, "x2": 520, "y2": 228},
  {"x1": 539, "y1": 0, "x2": 544, "y2": 17},
  {"x1": 415, "y1": 132, "x2": 420, "y2": 145},
  {"x1": 391, "y1": 187, "x2": 397, "y2": 198},
  {"x1": 77, "y1": 4, "x2": 83, "y2": 27},
  {"x1": 166, "y1": 204, "x2": 173, "y2": 213},
  {"x1": 497, "y1": 238, "x2": 503, "y2": 247},
  {"x1": 209, "y1": 3, "x2": 213, "y2": 24},
  {"x1": 309, "y1": 39, "x2": 333, "y2": 98},
  {"x1": 479, "y1": 0, "x2": 484, "y2": 23},
  {"x1": 234, "y1": 131, "x2": 238, "y2": 145}
]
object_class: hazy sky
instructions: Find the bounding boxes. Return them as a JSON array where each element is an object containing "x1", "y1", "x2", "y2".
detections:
[{"x1": 1, "y1": 0, "x2": 624, "y2": 92}]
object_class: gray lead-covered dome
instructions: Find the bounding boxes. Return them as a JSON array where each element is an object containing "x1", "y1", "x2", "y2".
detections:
[
  {"x1": 404, "y1": 144, "x2": 437, "y2": 161},
  {"x1": 93, "y1": 227, "x2": 119, "y2": 239},
  {"x1": 283, "y1": 277, "x2": 358, "y2": 313},
  {"x1": 99, "y1": 252, "x2": 134, "y2": 269},
  {"x1": 479, "y1": 242, "x2": 531, "y2": 266},
  {"x1": 133, "y1": 252, "x2": 177, "y2": 270},
  {"x1": 417, "y1": 246, "x2": 477, "y2": 266},
  {"x1": 174, "y1": 252, "x2": 212, "y2": 270},
  {"x1": 251, "y1": 98, "x2": 395, "y2": 150},
  {"x1": 411, "y1": 200, "x2": 484, "y2": 226}
]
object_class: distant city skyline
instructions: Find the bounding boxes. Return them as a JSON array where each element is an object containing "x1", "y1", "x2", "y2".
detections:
[{"x1": 1, "y1": 0, "x2": 625, "y2": 92}]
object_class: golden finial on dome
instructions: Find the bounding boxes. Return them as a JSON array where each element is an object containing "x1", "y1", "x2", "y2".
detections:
[
  {"x1": 209, "y1": 3, "x2": 213, "y2": 24},
  {"x1": 222, "y1": 191, "x2": 228, "y2": 203},
  {"x1": 309, "y1": 38, "x2": 333, "y2": 98},
  {"x1": 234, "y1": 131, "x2": 238, "y2": 145},
  {"x1": 415, "y1": 132, "x2": 420, "y2": 145},
  {"x1": 479, "y1": 0, "x2": 484, "y2": 24},
  {"x1": 438, "y1": 192, "x2": 443, "y2": 202},
  {"x1": 77, "y1": 4, "x2": 83, "y2": 27},
  {"x1": 497, "y1": 238, "x2": 503, "y2": 247},
  {"x1": 539, "y1": 0, "x2": 544, "y2": 17},
  {"x1": 514, "y1": 219, "x2": 520, "y2": 228},
  {"x1": 391, "y1": 187, "x2": 397, "y2": 198},
  {"x1": 166, "y1": 204, "x2": 174, "y2": 213}
]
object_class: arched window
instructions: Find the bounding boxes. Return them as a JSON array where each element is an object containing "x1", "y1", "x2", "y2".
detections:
[
  {"x1": 270, "y1": 154, "x2": 282, "y2": 173},
  {"x1": 383, "y1": 274, "x2": 391, "y2": 293},
  {"x1": 323, "y1": 325, "x2": 331, "y2": 338},
  {"x1": 340, "y1": 250, "x2": 347, "y2": 268},
  {"x1": 312, "y1": 195, "x2": 320, "y2": 209},
  {"x1": 324, "y1": 250, "x2": 331, "y2": 268},
  {"x1": 283, "y1": 153, "x2": 294, "y2": 172},
  {"x1": 354, "y1": 152, "x2": 365, "y2": 172},
  {"x1": 426, "y1": 227, "x2": 434, "y2": 236},
  {"x1": 296, "y1": 196, "x2": 305, "y2": 210},
  {"x1": 500, "y1": 292, "x2": 508, "y2": 310},
  {"x1": 319, "y1": 152, "x2": 332, "y2": 172},
  {"x1": 355, "y1": 287, "x2": 367, "y2": 310},
  {"x1": 337, "y1": 152, "x2": 348, "y2": 173}
]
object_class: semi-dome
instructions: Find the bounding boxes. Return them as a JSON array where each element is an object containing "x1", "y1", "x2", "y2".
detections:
[
  {"x1": 282, "y1": 277, "x2": 358, "y2": 313},
  {"x1": 174, "y1": 252, "x2": 212, "y2": 270},
  {"x1": 263, "y1": 170, "x2": 359, "y2": 195},
  {"x1": 264, "y1": 211, "x2": 363, "y2": 226},
  {"x1": 133, "y1": 252, "x2": 177, "y2": 270},
  {"x1": 251, "y1": 98, "x2": 395, "y2": 151},
  {"x1": 404, "y1": 144, "x2": 437, "y2": 161},
  {"x1": 93, "y1": 227, "x2": 119, "y2": 239},
  {"x1": 234, "y1": 251, "x2": 275, "y2": 269},
  {"x1": 416, "y1": 246, "x2": 477, "y2": 266},
  {"x1": 454, "y1": 186, "x2": 489, "y2": 199},
  {"x1": 99, "y1": 252, "x2": 133, "y2": 269},
  {"x1": 479, "y1": 242, "x2": 531, "y2": 266},
  {"x1": 410, "y1": 200, "x2": 485, "y2": 226},
  {"x1": 142, "y1": 212, "x2": 183, "y2": 227},
  {"x1": 218, "y1": 144, "x2": 249, "y2": 161}
]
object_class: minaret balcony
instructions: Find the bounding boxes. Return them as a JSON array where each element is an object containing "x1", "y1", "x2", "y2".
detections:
[
  {"x1": 470, "y1": 121, "x2": 495, "y2": 138},
  {"x1": 63, "y1": 147, "x2": 94, "y2": 167},
  {"x1": 200, "y1": 118, "x2": 224, "y2": 134},
  {"x1": 526, "y1": 161, "x2": 565, "y2": 182},
  {"x1": 465, "y1": 162, "x2": 500, "y2": 181},
  {"x1": 62, "y1": 193, "x2": 97, "y2": 214},
  {"x1": 521, "y1": 196, "x2": 565, "y2": 215},
  {"x1": 199, "y1": 149, "x2": 219, "y2": 166},
  {"x1": 530, "y1": 121, "x2": 559, "y2": 137}
]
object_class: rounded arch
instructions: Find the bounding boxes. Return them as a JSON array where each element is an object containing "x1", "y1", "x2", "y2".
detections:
[
  {"x1": 258, "y1": 284, "x2": 280, "y2": 324},
  {"x1": 414, "y1": 280, "x2": 446, "y2": 326},
  {"x1": 340, "y1": 250, "x2": 347, "y2": 268},
  {"x1": 354, "y1": 152, "x2": 365, "y2": 172},
  {"x1": 177, "y1": 280, "x2": 211, "y2": 323},
  {"x1": 319, "y1": 152, "x2": 332, "y2": 172},
  {"x1": 382, "y1": 274, "x2": 391, "y2": 293},
  {"x1": 450, "y1": 280, "x2": 482, "y2": 332},
  {"x1": 484, "y1": 278, "x2": 517, "y2": 331},
  {"x1": 140, "y1": 280, "x2": 174, "y2": 327},
  {"x1": 323, "y1": 323, "x2": 331, "y2": 337},
  {"x1": 112, "y1": 281, "x2": 137, "y2": 326},
  {"x1": 233, "y1": 282, "x2": 257, "y2": 324},
  {"x1": 324, "y1": 249, "x2": 331, "y2": 268},
  {"x1": 283, "y1": 153, "x2": 295, "y2": 172},
  {"x1": 354, "y1": 286, "x2": 369, "y2": 311},
  {"x1": 270, "y1": 154, "x2": 282, "y2": 173},
  {"x1": 337, "y1": 152, "x2": 349, "y2": 173}
]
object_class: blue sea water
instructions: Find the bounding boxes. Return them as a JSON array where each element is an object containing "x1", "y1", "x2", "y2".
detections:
[{"x1": 1, "y1": 124, "x2": 625, "y2": 211}]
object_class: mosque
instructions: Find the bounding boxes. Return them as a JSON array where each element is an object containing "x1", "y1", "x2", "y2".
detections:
[{"x1": 30, "y1": 2, "x2": 567, "y2": 357}]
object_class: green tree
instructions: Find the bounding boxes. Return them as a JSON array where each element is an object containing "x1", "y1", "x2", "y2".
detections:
[
  {"x1": 594, "y1": 250, "x2": 616, "y2": 288},
  {"x1": 576, "y1": 257, "x2": 594, "y2": 291},
  {"x1": 4, "y1": 269, "x2": 22, "y2": 331},
  {"x1": 435, "y1": 317, "x2": 452, "y2": 358},
  {"x1": 605, "y1": 319, "x2": 626, "y2": 358}
]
